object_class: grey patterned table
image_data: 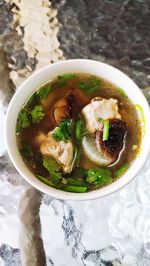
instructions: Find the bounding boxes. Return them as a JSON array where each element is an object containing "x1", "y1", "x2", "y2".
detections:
[{"x1": 0, "y1": 1, "x2": 150, "y2": 265}]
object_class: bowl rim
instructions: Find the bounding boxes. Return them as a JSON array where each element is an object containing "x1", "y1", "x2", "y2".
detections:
[{"x1": 5, "y1": 59, "x2": 150, "y2": 201}]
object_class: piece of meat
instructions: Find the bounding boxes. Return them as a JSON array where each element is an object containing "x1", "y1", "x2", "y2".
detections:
[
  {"x1": 95, "y1": 118, "x2": 127, "y2": 163},
  {"x1": 82, "y1": 98, "x2": 121, "y2": 134},
  {"x1": 40, "y1": 130, "x2": 74, "y2": 173},
  {"x1": 53, "y1": 93, "x2": 75, "y2": 125}
]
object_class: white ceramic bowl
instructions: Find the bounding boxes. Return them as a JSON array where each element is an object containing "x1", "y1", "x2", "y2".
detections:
[{"x1": 5, "y1": 59, "x2": 150, "y2": 200}]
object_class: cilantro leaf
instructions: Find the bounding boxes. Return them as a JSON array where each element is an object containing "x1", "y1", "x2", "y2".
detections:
[
  {"x1": 52, "y1": 127, "x2": 67, "y2": 142},
  {"x1": 16, "y1": 109, "x2": 30, "y2": 133},
  {"x1": 36, "y1": 84, "x2": 52, "y2": 99},
  {"x1": 43, "y1": 157, "x2": 62, "y2": 183},
  {"x1": 52, "y1": 119, "x2": 74, "y2": 142},
  {"x1": 57, "y1": 73, "x2": 77, "y2": 87},
  {"x1": 79, "y1": 76, "x2": 101, "y2": 95},
  {"x1": 85, "y1": 168, "x2": 112, "y2": 186},
  {"x1": 31, "y1": 105, "x2": 45, "y2": 123}
]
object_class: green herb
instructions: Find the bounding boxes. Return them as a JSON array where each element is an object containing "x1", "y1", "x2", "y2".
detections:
[
  {"x1": 52, "y1": 119, "x2": 74, "y2": 142},
  {"x1": 86, "y1": 168, "x2": 112, "y2": 186},
  {"x1": 61, "y1": 119, "x2": 74, "y2": 135},
  {"x1": 75, "y1": 120, "x2": 83, "y2": 140},
  {"x1": 37, "y1": 175, "x2": 56, "y2": 188},
  {"x1": 103, "y1": 120, "x2": 110, "y2": 141},
  {"x1": 117, "y1": 87, "x2": 127, "y2": 98},
  {"x1": 58, "y1": 73, "x2": 77, "y2": 80},
  {"x1": 79, "y1": 76, "x2": 101, "y2": 95},
  {"x1": 75, "y1": 149, "x2": 81, "y2": 166},
  {"x1": 52, "y1": 127, "x2": 67, "y2": 142},
  {"x1": 43, "y1": 157, "x2": 62, "y2": 183},
  {"x1": 36, "y1": 84, "x2": 52, "y2": 99},
  {"x1": 65, "y1": 178, "x2": 85, "y2": 186},
  {"x1": 61, "y1": 184, "x2": 87, "y2": 193},
  {"x1": 16, "y1": 109, "x2": 31, "y2": 133},
  {"x1": 98, "y1": 117, "x2": 104, "y2": 124},
  {"x1": 31, "y1": 105, "x2": 45, "y2": 123},
  {"x1": 114, "y1": 163, "x2": 129, "y2": 178},
  {"x1": 57, "y1": 73, "x2": 77, "y2": 87},
  {"x1": 26, "y1": 92, "x2": 37, "y2": 107},
  {"x1": 20, "y1": 142, "x2": 33, "y2": 158}
]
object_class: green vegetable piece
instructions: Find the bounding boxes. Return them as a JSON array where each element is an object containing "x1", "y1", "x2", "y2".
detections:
[
  {"x1": 117, "y1": 87, "x2": 127, "y2": 98},
  {"x1": 79, "y1": 76, "x2": 101, "y2": 95},
  {"x1": 75, "y1": 120, "x2": 83, "y2": 140},
  {"x1": 98, "y1": 117, "x2": 104, "y2": 124},
  {"x1": 61, "y1": 184, "x2": 87, "y2": 193},
  {"x1": 86, "y1": 168, "x2": 112, "y2": 186},
  {"x1": 52, "y1": 119, "x2": 74, "y2": 142},
  {"x1": 20, "y1": 142, "x2": 33, "y2": 158},
  {"x1": 58, "y1": 73, "x2": 77, "y2": 81},
  {"x1": 103, "y1": 120, "x2": 110, "y2": 141},
  {"x1": 61, "y1": 118, "x2": 74, "y2": 135},
  {"x1": 86, "y1": 169, "x2": 97, "y2": 184},
  {"x1": 37, "y1": 175, "x2": 56, "y2": 188},
  {"x1": 31, "y1": 105, "x2": 45, "y2": 123},
  {"x1": 43, "y1": 157, "x2": 62, "y2": 182},
  {"x1": 52, "y1": 127, "x2": 67, "y2": 142},
  {"x1": 26, "y1": 92, "x2": 37, "y2": 107},
  {"x1": 115, "y1": 163, "x2": 129, "y2": 178},
  {"x1": 36, "y1": 84, "x2": 52, "y2": 99},
  {"x1": 76, "y1": 149, "x2": 81, "y2": 166},
  {"x1": 57, "y1": 73, "x2": 77, "y2": 87},
  {"x1": 16, "y1": 109, "x2": 30, "y2": 133}
]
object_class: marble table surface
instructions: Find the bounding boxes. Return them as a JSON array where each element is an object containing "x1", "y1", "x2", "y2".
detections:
[{"x1": 0, "y1": 0, "x2": 150, "y2": 265}]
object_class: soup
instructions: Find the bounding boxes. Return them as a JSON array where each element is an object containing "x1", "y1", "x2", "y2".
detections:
[{"x1": 16, "y1": 73, "x2": 142, "y2": 193}]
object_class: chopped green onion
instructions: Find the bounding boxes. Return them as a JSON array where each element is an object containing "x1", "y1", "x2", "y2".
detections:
[
  {"x1": 37, "y1": 175, "x2": 56, "y2": 188},
  {"x1": 58, "y1": 73, "x2": 77, "y2": 80},
  {"x1": 75, "y1": 120, "x2": 82, "y2": 140},
  {"x1": 103, "y1": 120, "x2": 110, "y2": 141},
  {"x1": 65, "y1": 178, "x2": 85, "y2": 186},
  {"x1": 114, "y1": 163, "x2": 129, "y2": 178},
  {"x1": 61, "y1": 185, "x2": 87, "y2": 193}
]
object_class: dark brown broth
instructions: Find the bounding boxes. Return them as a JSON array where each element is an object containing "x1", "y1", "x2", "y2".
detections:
[{"x1": 17, "y1": 73, "x2": 142, "y2": 190}]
